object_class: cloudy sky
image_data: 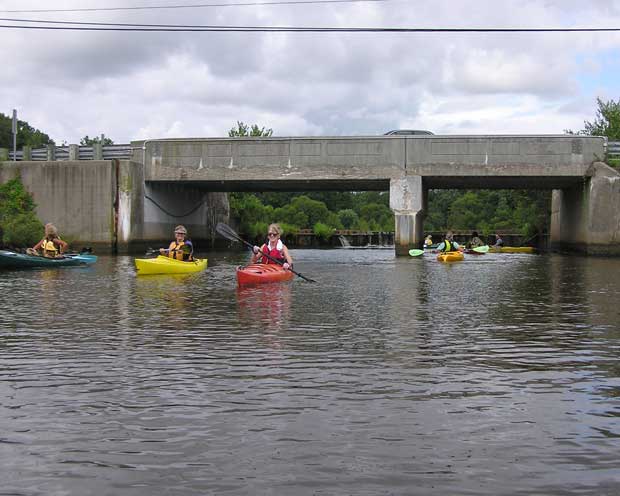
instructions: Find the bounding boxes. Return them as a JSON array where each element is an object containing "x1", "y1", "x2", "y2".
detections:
[{"x1": 1, "y1": 0, "x2": 619, "y2": 144}]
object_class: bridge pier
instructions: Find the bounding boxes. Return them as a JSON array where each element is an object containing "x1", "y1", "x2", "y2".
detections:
[
  {"x1": 390, "y1": 176, "x2": 426, "y2": 256},
  {"x1": 550, "y1": 163, "x2": 620, "y2": 255}
]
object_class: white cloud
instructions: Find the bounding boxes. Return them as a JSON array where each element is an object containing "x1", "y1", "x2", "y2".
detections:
[{"x1": 0, "y1": 0, "x2": 618, "y2": 143}]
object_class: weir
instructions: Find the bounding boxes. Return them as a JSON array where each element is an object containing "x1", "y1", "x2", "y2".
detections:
[{"x1": 1, "y1": 134, "x2": 619, "y2": 255}]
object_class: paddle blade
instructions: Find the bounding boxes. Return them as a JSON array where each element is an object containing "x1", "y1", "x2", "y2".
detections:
[
  {"x1": 216, "y1": 222, "x2": 241, "y2": 242},
  {"x1": 473, "y1": 245, "x2": 489, "y2": 253},
  {"x1": 408, "y1": 249, "x2": 424, "y2": 257}
]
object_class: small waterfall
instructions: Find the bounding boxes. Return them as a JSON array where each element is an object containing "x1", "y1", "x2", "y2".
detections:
[{"x1": 338, "y1": 235, "x2": 351, "y2": 248}]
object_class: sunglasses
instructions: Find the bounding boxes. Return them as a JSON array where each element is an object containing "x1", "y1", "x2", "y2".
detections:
[{"x1": 268, "y1": 232, "x2": 278, "y2": 237}]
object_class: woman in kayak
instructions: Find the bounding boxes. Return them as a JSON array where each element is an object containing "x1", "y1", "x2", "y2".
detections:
[
  {"x1": 160, "y1": 225, "x2": 194, "y2": 261},
  {"x1": 251, "y1": 223, "x2": 293, "y2": 270},
  {"x1": 27, "y1": 223, "x2": 68, "y2": 257},
  {"x1": 493, "y1": 234, "x2": 504, "y2": 247},
  {"x1": 468, "y1": 231, "x2": 484, "y2": 248},
  {"x1": 436, "y1": 231, "x2": 460, "y2": 252}
]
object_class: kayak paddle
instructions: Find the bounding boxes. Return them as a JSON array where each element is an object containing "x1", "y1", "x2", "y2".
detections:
[
  {"x1": 472, "y1": 245, "x2": 489, "y2": 253},
  {"x1": 408, "y1": 249, "x2": 424, "y2": 257},
  {"x1": 216, "y1": 223, "x2": 316, "y2": 283}
]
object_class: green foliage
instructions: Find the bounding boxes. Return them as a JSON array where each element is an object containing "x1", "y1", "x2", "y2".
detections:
[
  {"x1": 2, "y1": 212, "x2": 43, "y2": 246},
  {"x1": 228, "y1": 121, "x2": 273, "y2": 137},
  {"x1": 313, "y1": 222, "x2": 333, "y2": 240},
  {"x1": 80, "y1": 135, "x2": 114, "y2": 145},
  {"x1": 0, "y1": 113, "x2": 54, "y2": 149},
  {"x1": 0, "y1": 176, "x2": 43, "y2": 247},
  {"x1": 426, "y1": 189, "x2": 551, "y2": 236},
  {"x1": 338, "y1": 209, "x2": 359, "y2": 229},
  {"x1": 581, "y1": 97, "x2": 620, "y2": 140}
]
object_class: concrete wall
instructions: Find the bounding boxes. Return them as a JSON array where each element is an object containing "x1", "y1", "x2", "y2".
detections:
[
  {"x1": 0, "y1": 159, "x2": 229, "y2": 253},
  {"x1": 0, "y1": 160, "x2": 118, "y2": 250},
  {"x1": 550, "y1": 163, "x2": 620, "y2": 255}
]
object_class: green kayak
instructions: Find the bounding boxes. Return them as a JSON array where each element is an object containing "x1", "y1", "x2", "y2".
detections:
[{"x1": 0, "y1": 250, "x2": 97, "y2": 268}]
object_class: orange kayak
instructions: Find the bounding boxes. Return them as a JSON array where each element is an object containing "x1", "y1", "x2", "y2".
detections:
[{"x1": 236, "y1": 264, "x2": 294, "y2": 285}]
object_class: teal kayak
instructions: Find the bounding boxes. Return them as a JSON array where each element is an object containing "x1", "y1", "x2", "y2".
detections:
[{"x1": 0, "y1": 250, "x2": 97, "y2": 268}]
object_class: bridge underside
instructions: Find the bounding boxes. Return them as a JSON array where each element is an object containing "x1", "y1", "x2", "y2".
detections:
[{"x1": 149, "y1": 175, "x2": 586, "y2": 192}]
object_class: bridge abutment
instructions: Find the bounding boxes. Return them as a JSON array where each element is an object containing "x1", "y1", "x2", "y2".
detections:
[
  {"x1": 551, "y1": 163, "x2": 620, "y2": 255},
  {"x1": 390, "y1": 176, "x2": 427, "y2": 255}
]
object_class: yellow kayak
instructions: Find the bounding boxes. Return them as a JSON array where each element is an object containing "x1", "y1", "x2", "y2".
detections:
[
  {"x1": 489, "y1": 246, "x2": 536, "y2": 254},
  {"x1": 135, "y1": 255, "x2": 208, "y2": 275},
  {"x1": 437, "y1": 251, "x2": 464, "y2": 262}
]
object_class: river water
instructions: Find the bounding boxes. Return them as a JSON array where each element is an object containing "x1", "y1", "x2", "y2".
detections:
[{"x1": 1, "y1": 249, "x2": 619, "y2": 495}]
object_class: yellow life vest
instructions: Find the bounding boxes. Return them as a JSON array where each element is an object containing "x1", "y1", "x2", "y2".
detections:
[
  {"x1": 168, "y1": 241, "x2": 192, "y2": 261},
  {"x1": 41, "y1": 238, "x2": 58, "y2": 257}
]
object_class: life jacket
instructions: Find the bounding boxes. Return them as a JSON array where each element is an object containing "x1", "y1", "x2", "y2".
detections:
[
  {"x1": 442, "y1": 239, "x2": 455, "y2": 252},
  {"x1": 40, "y1": 237, "x2": 59, "y2": 257},
  {"x1": 167, "y1": 240, "x2": 193, "y2": 261},
  {"x1": 259, "y1": 239, "x2": 285, "y2": 264}
]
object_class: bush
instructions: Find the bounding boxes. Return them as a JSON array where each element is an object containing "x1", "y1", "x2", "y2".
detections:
[
  {"x1": 2, "y1": 212, "x2": 43, "y2": 247},
  {"x1": 0, "y1": 176, "x2": 43, "y2": 248},
  {"x1": 313, "y1": 222, "x2": 333, "y2": 241}
]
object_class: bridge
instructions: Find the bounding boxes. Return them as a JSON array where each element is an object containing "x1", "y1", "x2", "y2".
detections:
[{"x1": 1, "y1": 135, "x2": 618, "y2": 255}]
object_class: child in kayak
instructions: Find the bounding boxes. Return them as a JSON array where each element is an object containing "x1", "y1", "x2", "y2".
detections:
[
  {"x1": 160, "y1": 225, "x2": 194, "y2": 261},
  {"x1": 27, "y1": 223, "x2": 68, "y2": 257},
  {"x1": 251, "y1": 223, "x2": 293, "y2": 270}
]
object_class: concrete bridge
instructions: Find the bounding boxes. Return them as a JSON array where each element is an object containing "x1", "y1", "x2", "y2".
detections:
[{"x1": 1, "y1": 134, "x2": 619, "y2": 255}]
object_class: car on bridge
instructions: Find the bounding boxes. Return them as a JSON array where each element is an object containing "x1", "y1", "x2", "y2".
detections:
[{"x1": 384, "y1": 129, "x2": 434, "y2": 136}]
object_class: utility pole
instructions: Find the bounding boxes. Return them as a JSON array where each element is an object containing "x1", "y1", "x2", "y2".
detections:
[{"x1": 11, "y1": 109, "x2": 17, "y2": 161}]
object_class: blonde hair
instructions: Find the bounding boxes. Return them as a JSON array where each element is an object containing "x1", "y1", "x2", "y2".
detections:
[
  {"x1": 45, "y1": 223, "x2": 58, "y2": 237},
  {"x1": 268, "y1": 223, "x2": 282, "y2": 236}
]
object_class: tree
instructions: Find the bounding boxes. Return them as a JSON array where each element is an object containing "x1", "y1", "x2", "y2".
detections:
[
  {"x1": 581, "y1": 98, "x2": 620, "y2": 140},
  {"x1": 0, "y1": 113, "x2": 54, "y2": 149},
  {"x1": 80, "y1": 135, "x2": 114, "y2": 146},
  {"x1": 229, "y1": 121, "x2": 273, "y2": 138}
]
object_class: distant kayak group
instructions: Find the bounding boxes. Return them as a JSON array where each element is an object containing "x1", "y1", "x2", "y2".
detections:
[{"x1": 410, "y1": 230, "x2": 535, "y2": 262}]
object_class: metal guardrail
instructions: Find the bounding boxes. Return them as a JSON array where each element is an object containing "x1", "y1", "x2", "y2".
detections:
[
  {"x1": 9, "y1": 144, "x2": 134, "y2": 161},
  {"x1": 608, "y1": 141, "x2": 620, "y2": 158}
]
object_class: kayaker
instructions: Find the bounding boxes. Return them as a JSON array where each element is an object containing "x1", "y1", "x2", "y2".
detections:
[
  {"x1": 27, "y1": 223, "x2": 68, "y2": 258},
  {"x1": 494, "y1": 234, "x2": 504, "y2": 247},
  {"x1": 160, "y1": 225, "x2": 194, "y2": 261},
  {"x1": 436, "y1": 231, "x2": 460, "y2": 252},
  {"x1": 468, "y1": 231, "x2": 484, "y2": 248},
  {"x1": 424, "y1": 234, "x2": 433, "y2": 247},
  {"x1": 251, "y1": 223, "x2": 293, "y2": 270}
]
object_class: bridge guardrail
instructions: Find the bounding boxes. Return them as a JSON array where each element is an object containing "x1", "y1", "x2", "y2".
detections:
[
  {"x1": 8, "y1": 144, "x2": 134, "y2": 161},
  {"x1": 608, "y1": 141, "x2": 620, "y2": 158}
]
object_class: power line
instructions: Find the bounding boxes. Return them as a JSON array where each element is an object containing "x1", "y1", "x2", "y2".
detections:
[
  {"x1": 0, "y1": 18, "x2": 619, "y2": 32},
  {"x1": 0, "y1": 0, "x2": 390, "y2": 13}
]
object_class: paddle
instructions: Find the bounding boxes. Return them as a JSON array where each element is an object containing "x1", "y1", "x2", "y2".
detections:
[
  {"x1": 472, "y1": 245, "x2": 489, "y2": 253},
  {"x1": 408, "y1": 249, "x2": 424, "y2": 257},
  {"x1": 216, "y1": 222, "x2": 316, "y2": 283}
]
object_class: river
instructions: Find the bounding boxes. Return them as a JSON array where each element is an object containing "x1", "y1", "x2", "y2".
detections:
[{"x1": 1, "y1": 249, "x2": 619, "y2": 495}]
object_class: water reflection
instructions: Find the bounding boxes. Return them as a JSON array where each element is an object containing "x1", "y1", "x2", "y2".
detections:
[{"x1": 1, "y1": 250, "x2": 619, "y2": 495}]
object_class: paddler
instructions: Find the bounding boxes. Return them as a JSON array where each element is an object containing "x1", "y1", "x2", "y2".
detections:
[
  {"x1": 436, "y1": 231, "x2": 460, "y2": 253},
  {"x1": 468, "y1": 231, "x2": 484, "y2": 248},
  {"x1": 424, "y1": 234, "x2": 433, "y2": 247},
  {"x1": 251, "y1": 223, "x2": 293, "y2": 270},
  {"x1": 160, "y1": 225, "x2": 194, "y2": 261},
  {"x1": 27, "y1": 223, "x2": 68, "y2": 258}
]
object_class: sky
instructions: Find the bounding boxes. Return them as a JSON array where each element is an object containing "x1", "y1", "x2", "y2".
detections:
[{"x1": 1, "y1": 0, "x2": 619, "y2": 144}]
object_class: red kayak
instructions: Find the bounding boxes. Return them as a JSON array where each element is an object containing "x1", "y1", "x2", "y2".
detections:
[{"x1": 236, "y1": 263, "x2": 294, "y2": 285}]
